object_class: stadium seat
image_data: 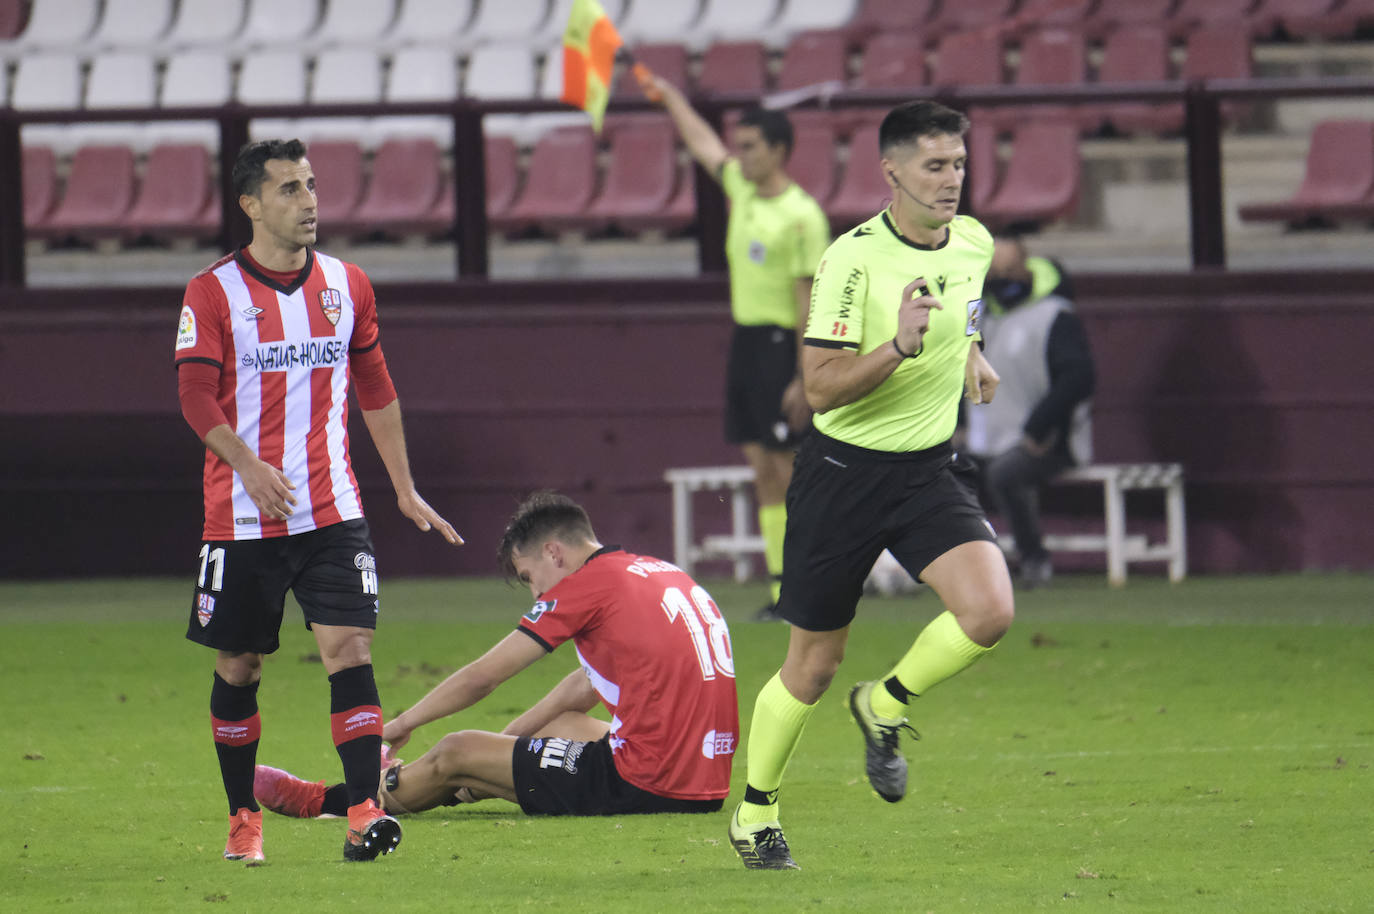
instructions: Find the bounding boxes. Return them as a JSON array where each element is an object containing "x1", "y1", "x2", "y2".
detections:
[
  {"x1": 311, "y1": 48, "x2": 384, "y2": 104},
  {"x1": 975, "y1": 121, "x2": 1080, "y2": 230},
  {"x1": 928, "y1": 0, "x2": 1019, "y2": 39},
  {"x1": 7, "y1": 0, "x2": 100, "y2": 49},
  {"x1": 163, "y1": 0, "x2": 247, "y2": 48},
  {"x1": 776, "y1": 31, "x2": 850, "y2": 92},
  {"x1": 1084, "y1": 0, "x2": 1180, "y2": 36},
  {"x1": 236, "y1": 0, "x2": 320, "y2": 48},
  {"x1": 314, "y1": 0, "x2": 399, "y2": 47},
  {"x1": 966, "y1": 121, "x2": 1001, "y2": 213},
  {"x1": 484, "y1": 134, "x2": 521, "y2": 220},
  {"x1": 1181, "y1": 25, "x2": 1254, "y2": 125},
  {"x1": 22, "y1": 145, "x2": 59, "y2": 230},
  {"x1": 459, "y1": 0, "x2": 551, "y2": 49},
  {"x1": 334, "y1": 138, "x2": 446, "y2": 238},
  {"x1": 0, "y1": 0, "x2": 26, "y2": 39},
  {"x1": 237, "y1": 49, "x2": 308, "y2": 105},
  {"x1": 84, "y1": 0, "x2": 175, "y2": 49},
  {"x1": 536, "y1": 0, "x2": 627, "y2": 48},
  {"x1": 776, "y1": 0, "x2": 862, "y2": 36},
  {"x1": 931, "y1": 30, "x2": 1003, "y2": 128},
  {"x1": 120, "y1": 143, "x2": 216, "y2": 242},
  {"x1": 85, "y1": 51, "x2": 158, "y2": 109},
  {"x1": 841, "y1": 0, "x2": 937, "y2": 42},
  {"x1": 698, "y1": 41, "x2": 770, "y2": 94},
  {"x1": 1011, "y1": 0, "x2": 1098, "y2": 31},
  {"x1": 1166, "y1": 0, "x2": 1260, "y2": 37},
  {"x1": 1090, "y1": 25, "x2": 1179, "y2": 136},
  {"x1": 304, "y1": 140, "x2": 366, "y2": 236},
  {"x1": 381, "y1": 46, "x2": 459, "y2": 146},
  {"x1": 1278, "y1": 0, "x2": 1374, "y2": 38},
  {"x1": 827, "y1": 122, "x2": 890, "y2": 231},
  {"x1": 1238, "y1": 120, "x2": 1374, "y2": 223},
  {"x1": 620, "y1": 158, "x2": 698, "y2": 234},
  {"x1": 34, "y1": 144, "x2": 138, "y2": 241},
  {"x1": 689, "y1": 0, "x2": 783, "y2": 45},
  {"x1": 464, "y1": 43, "x2": 538, "y2": 142},
  {"x1": 386, "y1": 0, "x2": 474, "y2": 46},
  {"x1": 161, "y1": 50, "x2": 234, "y2": 107},
  {"x1": 584, "y1": 120, "x2": 678, "y2": 232},
  {"x1": 787, "y1": 122, "x2": 839, "y2": 207},
  {"x1": 987, "y1": 28, "x2": 1086, "y2": 130},
  {"x1": 493, "y1": 126, "x2": 598, "y2": 235},
  {"x1": 613, "y1": 43, "x2": 690, "y2": 99},
  {"x1": 619, "y1": 0, "x2": 702, "y2": 44},
  {"x1": 855, "y1": 31, "x2": 927, "y2": 90},
  {"x1": 11, "y1": 51, "x2": 82, "y2": 109}
]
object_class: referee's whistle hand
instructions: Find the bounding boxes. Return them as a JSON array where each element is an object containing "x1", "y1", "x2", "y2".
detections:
[{"x1": 898, "y1": 277, "x2": 943, "y2": 344}]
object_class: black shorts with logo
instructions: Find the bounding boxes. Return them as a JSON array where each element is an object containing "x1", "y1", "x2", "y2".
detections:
[
  {"x1": 511, "y1": 733, "x2": 723, "y2": 817},
  {"x1": 778, "y1": 432, "x2": 997, "y2": 632},
  {"x1": 724, "y1": 323, "x2": 803, "y2": 450},
  {"x1": 185, "y1": 518, "x2": 381, "y2": 654}
]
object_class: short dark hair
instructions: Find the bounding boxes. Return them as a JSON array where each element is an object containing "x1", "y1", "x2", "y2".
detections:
[
  {"x1": 497, "y1": 491, "x2": 597, "y2": 579},
  {"x1": 878, "y1": 101, "x2": 969, "y2": 156},
  {"x1": 232, "y1": 138, "x2": 308, "y2": 198},
  {"x1": 738, "y1": 107, "x2": 795, "y2": 160}
]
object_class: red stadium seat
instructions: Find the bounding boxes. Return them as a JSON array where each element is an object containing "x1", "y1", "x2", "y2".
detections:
[
  {"x1": 698, "y1": 41, "x2": 769, "y2": 94},
  {"x1": 1010, "y1": 0, "x2": 1098, "y2": 33},
  {"x1": 931, "y1": 30, "x2": 1004, "y2": 128},
  {"x1": 777, "y1": 31, "x2": 849, "y2": 92},
  {"x1": 928, "y1": 0, "x2": 1019, "y2": 38},
  {"x1": 1091, "y1": 25, "x2": 1180, "y2": 135},
  {"x1": 614, "y1": 43, "x2": 689, "y2": 99},
  {"x1": 306, "y1": 141, "x2": 365, "y2": 240},
  {"x1": 988, "y1": 27, "x2": 1086, "y2": 130},
  {"x1": 585, "y1": 120, "x2": 678, "y2": 233},
  {"x1": 788, "y1": 123, "x2": 839, "y2": 208},
  {"x1": 1166, "y1": 0, "x2": 1259, "y2": 37},
  {"x1": 841, "y1": 0, "x2": 937, "y2": 42},
  {"x1": 1181, "y1": 25, "x2": 1254, "y2": 126},
  {"x1": 484, "y1": 135, "x2": 520, "y2": 220},
  {"x1": 34, "y1": 145, "x2": 137, "y2": 242},
  {"x1": 826, "y1": 123, "x2": 890, "y2": 231},
  {"x1": 966, "y1": 122, "x2": 1002, "y2": 214},
  {"x1": 493, "y1": 126, "x2": 598, "y2": 235},
  {"x1": 1238, "y1": 121, "x2": 1374, "y2": 224},
  {"x1": 121, "y1": 144, "x2": 216, "y2": 242},
  {"x1": 22, "y1": 146, "x2": 58, "y2": 231},
  {"x1": 856, "y1": 31, "x2": 927, "y2": 90},
  {"x1": 620, "y1": 158, "x2": 697, "y2": 234},
  {"x1": 0, "y1": 0, "x2": 26, "y2": 38},
  {"x1": 1260, "y1": 0, "x2": 1368, "y2": 38},
  {"x1": 975, "y1": 122, "x2": 1081, "y2": 230},
  {"x1": 1085, "y1": 0, "x2": 1180, "y2": 36},
  {"x1": 336, "y1": 138, "x2": 446, "y2": 238}
]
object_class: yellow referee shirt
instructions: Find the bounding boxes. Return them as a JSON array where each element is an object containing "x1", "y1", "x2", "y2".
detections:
[
  {"x1": 805, "y1": 210, "x2": 994, "y2": 452},
  {"x1": 721, "y1": 159, "x2": 831, "y2": 328}
]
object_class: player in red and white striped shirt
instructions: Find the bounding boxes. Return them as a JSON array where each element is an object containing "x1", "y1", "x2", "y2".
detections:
[
  {"x1": 175, "y1": 139, "x2": 462, "y2": 865},
  {"x1": 253, "y1": 492, "x2": 739, "y2": 822}
]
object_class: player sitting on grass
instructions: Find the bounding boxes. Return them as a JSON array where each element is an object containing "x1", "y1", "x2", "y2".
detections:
[{"x1": 255, "y1": 491, "x2": 739, "y2": 819}]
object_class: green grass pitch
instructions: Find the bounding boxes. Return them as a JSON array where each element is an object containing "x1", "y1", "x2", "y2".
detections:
[{"x1": 4, "y1": 573, "x2": 1372, "y2": 913}]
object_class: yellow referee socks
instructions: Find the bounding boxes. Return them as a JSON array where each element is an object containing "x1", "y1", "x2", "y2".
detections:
[
  {"x1": 737, "y1": 671, "x2": 818, "y2": 827},
  {"x1": 757, "y1": 503, "x2": 787, "y2": 604},
  {"x1": 868, "y1": 611, "x2": 996, "y2": 720}
]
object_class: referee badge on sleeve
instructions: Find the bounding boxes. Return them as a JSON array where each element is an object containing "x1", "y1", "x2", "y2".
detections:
[{"x1": 965, "y1": 299, "x2": 984, "y2": 336}]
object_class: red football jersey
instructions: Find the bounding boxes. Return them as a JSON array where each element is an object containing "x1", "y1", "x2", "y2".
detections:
[
  {"x1": 174, "y1": 248, "x2": 378, "y2": 540},
  {"x1": 518, "y1": 549, "x2": 739, "y2": 801}
]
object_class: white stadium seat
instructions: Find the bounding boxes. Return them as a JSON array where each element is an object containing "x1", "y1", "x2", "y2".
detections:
[
  {"x1": 619, "y1": 0, "x2": 702, "y2": 44},
  {"x1": 85, "y1": 0, "x2": 175, "y2": 49},
  {"x1": 380, "y1": 46, "x2": 460, "y2": 147},
  {"x1": 311, "y1": 48, "x2": 384, "y2": 103},
  {"x1": 164, "y1": 0, "x2": 249, "y2": 48},
  {"x1": 386, "y1": 0, "x2": 475, "y2": 46},
  {"x1": 689, "y1": 0, "x2": 782, "y2": 45},
  {"x1": 238, "y1": 0, "x2": 321, "y2": 48},
  {"x1": 460, "y1": 0, "x2": 552, "y2": 49},
  {"x1": 775, "y1": 0, "x2": 861, "y2": 35},
  {"x1": 85, "y1": 51, "x2": 158, "y2": 108},
  {"x1": 12, "y1": 52, "x2": 83, "y2": 109},
  {"x1": 160, "y1": 50, "x2": 235, "y2": 106},
  {"x1": 9, "y1": 0, "x2": 102, "y2": 50},
  {"x1": 237, "y1": 49, "x2": 309, "y2": 104},
  {"x1": 315, "y1": 0, "x2": 400, "y2": 47},
  {"x1": 536, "y1": 0, "x2": 628, "y2": 47}
]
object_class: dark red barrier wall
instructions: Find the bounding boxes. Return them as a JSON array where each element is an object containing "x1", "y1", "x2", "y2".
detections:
[{"x1": 2, "y1": 272, "x2": 1371, "y2": 578}]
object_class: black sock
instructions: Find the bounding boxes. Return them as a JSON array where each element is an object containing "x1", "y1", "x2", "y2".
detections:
[
  {"x1": 328, "y1": 664, "x2": 383, "y2": 809},
  {"x1": 883, "y1": 676, "x2": 914, "y2": 704},
  {"x1": 321, "y1": 783, "x2": 350, "y2": 817},
  {"x1": 210, "y1": 673, "x2": 261, "y2": 814},
  {"x1": 743, "y1": 784, "x2": 778, "y2": 807}
]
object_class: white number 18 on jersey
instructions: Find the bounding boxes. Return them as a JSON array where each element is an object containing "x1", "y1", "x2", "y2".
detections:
[{"x1": 661, "y1": 585, "x2": 735, "y2": 681}]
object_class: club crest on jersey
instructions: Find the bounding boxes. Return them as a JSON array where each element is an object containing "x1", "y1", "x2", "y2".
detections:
[
  {"x1": 966, "y1": 299, "x2": 984, "y2": 336},
  {"x1": 523, "y1": 599, "x2": 555, "y2": 624},
  {"x1": 318, "y1": 288, "x2": 343, "y2": 326},
  {"x1": 196, "y1": 592, "x2": 216, "y2": 627}
]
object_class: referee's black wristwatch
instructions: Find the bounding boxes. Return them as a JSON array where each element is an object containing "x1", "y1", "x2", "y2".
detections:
[{"x1": 891, "y1": 337, "x2": 923, "y2": 359}]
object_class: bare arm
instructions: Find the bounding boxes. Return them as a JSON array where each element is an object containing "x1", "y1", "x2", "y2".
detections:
[
  {"x1": 382, "y1": 631, "x2": 547, "y2": 749},
  {"x1": 359, "y1": 399, "x2": 462, "y2": 545},
  {"x1": 638, "y1": 71, "x2": 729, "y2": 180},
  {"x1": 500, "y1": 668, "x2": 601, "y2": 738},
  {"x1": 202, "y1": 425, "x2": 297, "y2": 520},
  {"x1": 803, "y1": 278, "x2": 943, "y2": 413},
  {"x1": 781, "y1": 276, "x2": 814, "y2": 430}
]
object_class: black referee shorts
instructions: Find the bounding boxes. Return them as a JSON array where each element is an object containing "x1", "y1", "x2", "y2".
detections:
[
  {"x1": 185, "y1": 518, "x2": 382, "y2": 654},
  {"x1": 511, "y1": 734, "x2": 723, "y2": 816},
  {"x1": 777, "y1": 432, "x2": 996, "y2": 632},
  {"x1": 724, "y1": 323, "x2": 803, "y2": 450}
]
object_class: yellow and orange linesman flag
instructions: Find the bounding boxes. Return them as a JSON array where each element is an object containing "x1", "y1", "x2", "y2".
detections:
[{"x1": 559, "y1": 0, "x2": 624, "y2": 133}]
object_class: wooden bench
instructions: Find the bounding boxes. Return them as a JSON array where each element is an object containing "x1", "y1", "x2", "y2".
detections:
[{"x1": 664, "y1": 462, "x2": 1187, "y2": 586}]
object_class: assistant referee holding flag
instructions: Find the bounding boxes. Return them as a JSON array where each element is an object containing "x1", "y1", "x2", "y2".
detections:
[{"x1": 726, "y1": 101, "x2": 1015, "y2": 870}]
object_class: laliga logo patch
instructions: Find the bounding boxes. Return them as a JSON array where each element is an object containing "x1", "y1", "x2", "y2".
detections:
[
  {"x1": 748, "y1": 240, "x2": 767, "y2": 264},
  {"x1": 196, "y1": 592, "x2": 216, "y2": 627},
  {"x1": 175, "y1": 305, "x2": 197, "y2": 350},
  {"x1": 965, "y1": 298, "x2": 984, "y2": 336},
  {"x1": 523, "y1": 599, "x2": 555, "y2": 625},
  {"x1": 318, "y1": 288, "x2": 343, "y2": 326}
]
